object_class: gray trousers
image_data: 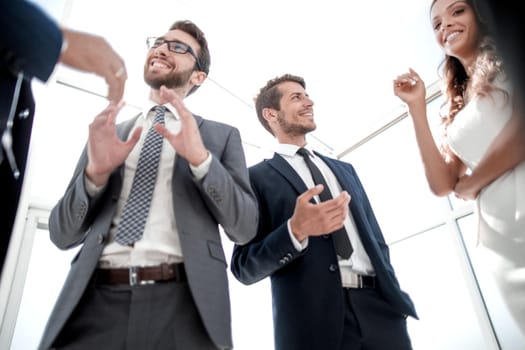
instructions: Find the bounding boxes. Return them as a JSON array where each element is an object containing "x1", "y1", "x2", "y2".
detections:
[{"x1": 51, "y1": 276, "x2": 218, "y2": 350}]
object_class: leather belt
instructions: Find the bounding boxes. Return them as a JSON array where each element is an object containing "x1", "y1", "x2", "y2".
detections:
[
  {"x1": 342, "y1": 272, "x2": 376, "y2": 289},
  {"x1": 96, "y1": 263, "x2": 186, "y2": 286}
]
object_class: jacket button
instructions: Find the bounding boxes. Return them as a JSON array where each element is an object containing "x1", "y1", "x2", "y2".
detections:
[
  {"x1": 329, "y1": 264, "x2": 338, "y2": 272},
  {"x1": 97, "y1": 234, "x2": 105, "y2": 245},
  {"x1": 18, "y1": 108, "x2": 30, "y2": 119}
]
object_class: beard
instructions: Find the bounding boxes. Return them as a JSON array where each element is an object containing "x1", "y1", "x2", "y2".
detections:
[
  {"x1": 276, "y1": 113, "x2": 316, "y2": 136},
  {"x1": 143, "y1": 64, "x2": 194, "y2": 90}
]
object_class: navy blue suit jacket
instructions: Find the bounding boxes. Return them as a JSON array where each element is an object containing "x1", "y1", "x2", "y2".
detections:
[
  {"x1": 231, "y1": 152, "x2": 417, "y2": 350},
  {"x1": 0, "y1": 1, "x2": 62, "y2": 273}
]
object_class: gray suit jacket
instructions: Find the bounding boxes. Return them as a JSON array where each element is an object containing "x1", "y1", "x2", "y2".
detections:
[{"x1": 38, "y1": 113, "x2": 258, "y2": 350}]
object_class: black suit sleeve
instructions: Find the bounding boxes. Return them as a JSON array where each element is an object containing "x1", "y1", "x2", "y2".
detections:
[{"x1": 0, "y1": 1, "x2": 63, "y2": 82}]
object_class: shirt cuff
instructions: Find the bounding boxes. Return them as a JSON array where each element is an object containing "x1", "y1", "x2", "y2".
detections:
[
  {"x1": 84, "y1": 173, "x2": 105, "y2": 197},
  {"x1": 190, "y1": 152, "x2": 212, "y2": 180},
  {"x1": 287, "y1": 219, "x2": 308, "y2": 251}
]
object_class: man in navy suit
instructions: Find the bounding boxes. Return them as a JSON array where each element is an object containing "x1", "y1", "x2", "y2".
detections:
[
  {"x1": 0, "y1": 1, "x2": 126, "y2": 276},
  {"x1": 231, "y1": 74, "x2": 417, "y2": 350}
]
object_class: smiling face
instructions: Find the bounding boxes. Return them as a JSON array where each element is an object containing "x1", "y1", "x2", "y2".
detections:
[
  {"x1": 264, "y1": 81, "x2": 315, "y2": 145},
  {"x1": 430, "y1": 0, "x2": 480, "y2": 67},
  {"x1": 143, "y1": 29, "x2": 200, "y2": 90}
]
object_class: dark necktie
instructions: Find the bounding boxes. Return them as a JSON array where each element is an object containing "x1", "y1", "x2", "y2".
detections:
[
  {"x1": 296, "y1": 148, "x2": 353, "y2": 259},
  {"x1": 115, "y1": 106, "x2": 167, "y2": 246}
]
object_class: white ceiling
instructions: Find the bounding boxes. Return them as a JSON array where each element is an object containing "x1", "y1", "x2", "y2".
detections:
[{"x1": 35, "y1": 0, "x2": 443, "y2": 163}]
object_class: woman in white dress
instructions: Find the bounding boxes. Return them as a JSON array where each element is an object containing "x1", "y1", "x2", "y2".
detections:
[{"x1": 393, "y1": 0, "x2": 525, "y2": 333}]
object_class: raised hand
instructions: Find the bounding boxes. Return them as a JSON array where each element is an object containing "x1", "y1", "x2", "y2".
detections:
[
  {"x1": 60, "y1": 28, "x2": 127, "y2": 103},
  {"x1": 289, "y1": 185, "x2": 351, "y2": 242},
  {"x1": 85, "y1": 102, "x2": 142, "y2": 186},
  {"x1": 393, "y1": 68, "x2": 426, "y2": 108},
  {"x1": 154, "y1": 86, "x2": 209, "y2": 166}
]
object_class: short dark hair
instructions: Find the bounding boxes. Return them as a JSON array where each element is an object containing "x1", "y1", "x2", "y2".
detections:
[
  {"x1": 255, "y1": 74, "x2": 306, "y2": 135},
  {"x1": 170, "y1": 20, "x2": 211, "y2": 95}
]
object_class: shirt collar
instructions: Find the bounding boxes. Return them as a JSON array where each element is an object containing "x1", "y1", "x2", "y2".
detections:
[
  {"x1": 142, "y1": 99, "x2": 180, "y2": 121},
  {"x1": 275, "y1": 143, "x2": 315, "y2": 158}
]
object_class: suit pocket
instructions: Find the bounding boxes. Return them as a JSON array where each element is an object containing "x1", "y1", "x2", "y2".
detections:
[{"x1": 207, "y1": 241, "x2": 227, "y2": 266}]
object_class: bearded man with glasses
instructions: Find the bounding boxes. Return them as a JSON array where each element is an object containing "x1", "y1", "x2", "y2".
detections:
[{"x1": 38, "y1": 20, "x2": 257, "y2": 350}]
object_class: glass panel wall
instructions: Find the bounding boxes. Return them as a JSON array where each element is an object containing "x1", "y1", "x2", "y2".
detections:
[
  {"x1": 340, "y1": 115, "x2": 448, "y2": 244},
  {"x1": 390, "y1": 225, "x2": 493, "y2": 350},
  {"x1": 10, "y1": 226, "x2": 80, "y2": 350}
]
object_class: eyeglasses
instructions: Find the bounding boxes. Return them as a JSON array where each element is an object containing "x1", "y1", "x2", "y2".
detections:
[{"x1": 146, "y1": 37, "x2": 202, "y2": 71}]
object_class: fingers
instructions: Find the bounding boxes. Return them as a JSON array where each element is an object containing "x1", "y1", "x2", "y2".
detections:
[
  {"x1": 292, "y1": 187, "x2": 351, "y2": 239},
  {"x1": 335, "y1": 191, "x2": 351, "y2": 208},
  {"x1": 393, "y1": 68, "x2": 421, "y2": 88},
  {"x1": 105, "y1": 58, "x2": 127, "y2": 103},
  {"x1": 90, "y1": 101, "x2": 124, "y2": 132},
  {"x1": 298, "y1": 186, "x2": 350, "y2": 219},
  {"x1": 105, "y1": 100, "x2": 125, "y2": 124},
  {"x1": 299, "y1": 184, "x2": 324, "y2": 203},
  {"x1": 92, "y1": 101, "x2": 118, "y2": 121},
  {"x1": 160, "y1": 86, "x2": 191, "y2": 120},
  {"x1": 321, "y1": 191, "x2": 350, "y2": 218},
  {"x1": 61, "y1": 29, "x2": 127, "y2": 103},
  {"x1": 93, "y1": 36, "x2": 127, "y2": 103},
  {"x1": 153, "y1": 123, "x2": 172, "y2": 139},
  {"x1": 393, "y1": 75, "x2": 418, "y2": 88},
  {"x1": 126, "y1": 127, "x2": 143, "y2": 147}
]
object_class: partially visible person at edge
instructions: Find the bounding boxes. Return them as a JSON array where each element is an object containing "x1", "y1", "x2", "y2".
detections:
[
  {"x1": 0, "y1": 1, "x2": 127, "y2": 276},
  {"x1": 232, "y1": 73, "x2": 417, "y2": 350},
  {"x1": 393, "y1": 0, "x2": 525, "y2": 333},
  {"x1": 37, "y1": 19, "x2": 257, "y2": 350},
  {"x1": 477, "y1": 0, "x2": 525, "y2": 119}
]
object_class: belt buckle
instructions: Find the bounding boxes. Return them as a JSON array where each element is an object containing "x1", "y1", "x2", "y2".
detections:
[
  {"x1": 129, "y1": 266, "x2": 156, "y2": 286},
  {"x1": 129, "y1": 266, "x2": 138, "y2": 286},
  {"x1": 357, "y1": 275, "x2": 364, "y2": 288}
]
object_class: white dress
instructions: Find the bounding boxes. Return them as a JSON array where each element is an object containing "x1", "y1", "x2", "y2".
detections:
[{"x1": 447, "y1": 75, "x2": 525, "y2": 333}]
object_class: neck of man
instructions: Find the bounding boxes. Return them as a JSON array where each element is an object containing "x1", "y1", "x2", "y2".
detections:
[
  {"x1": 149, "y1": 87, "x2": 187, "y2": 105},
  {"x1": 276, "y1": 134, "x2": 307, "y2": 147}
]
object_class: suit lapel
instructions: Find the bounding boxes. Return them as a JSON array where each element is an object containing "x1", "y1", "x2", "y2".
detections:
[
  {"x1": 117, "y1": 113, "x2": 140, "y2": 140},
  {"x1": 314, "y1": 153, "x2": 350, "y2": 191},
  {"x1": 267, "y1": 153, "x2": 309, "y2": 195},
  {"x1": 315, "y1": 152, "x2": 358, "y2": 205},
  {"x1": 314, "y1": 152, "x2": 368, "y2": 232}
]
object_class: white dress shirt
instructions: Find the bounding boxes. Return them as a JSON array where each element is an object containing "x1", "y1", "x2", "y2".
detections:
[
  {"x1": 85, "y1": 99, "x2": 211, "y2": 268},
  {"x1": 276, "y1": 143, "x2": 375, "y2": 279}
]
